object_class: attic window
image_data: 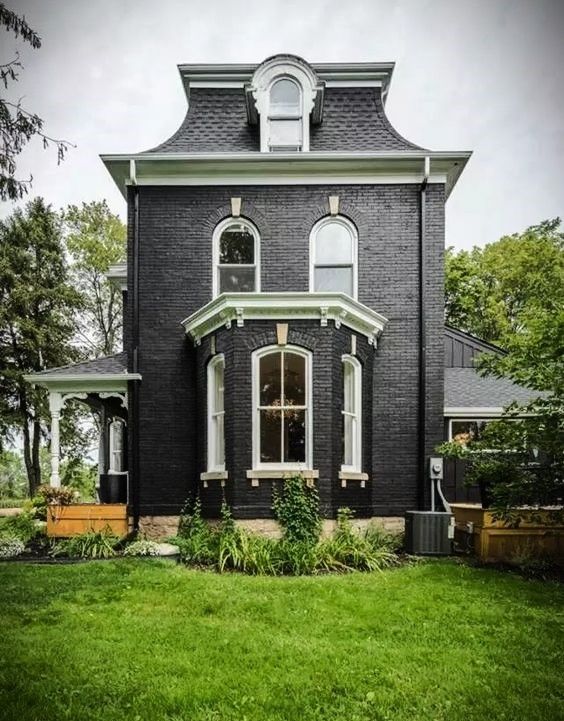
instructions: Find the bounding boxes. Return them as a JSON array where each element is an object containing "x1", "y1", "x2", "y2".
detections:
[{"x1": 268, "y1": 78, "x2": 302, "y2": 152}]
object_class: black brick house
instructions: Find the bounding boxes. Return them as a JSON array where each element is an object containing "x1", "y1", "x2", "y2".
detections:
[{"x1": 30, "y1": 54, "x2": 479, "y2": 533}]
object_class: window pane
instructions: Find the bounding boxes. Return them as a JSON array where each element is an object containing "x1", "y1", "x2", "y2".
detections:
[
  {"x1": 219, "y1": 226, "x2": 254, "y2": 264},
  {"x1": 284, "y1": 409, "x2": 306, "y2": 463},
  {"x1": 314, "y1": 266, "x2": 353, "y2": 295},
  {"x1": 343, "y1": 362, "x2": 355, "y2": 413},
  {"x1": 342, "y1": 414, "x2": 354, "y2": 466},
  {"x1": 284, "y1": 353, "x2": 305, "y2": 406},
  {"x1": 260, "y1": 409, "x2": 281, "y2": 463},
  {"x1": 213, "y1": 362, "x2": 224, "y2": 413},
  {"x1": 451, "y1": 420, "x2": 489, "y2": 445},
  {"x1": 269, "y1": 119, "x2": 301, "y2": 147},
  {"x1": 215, "y1": 414, "x2": 225, "y2": 467},
  {"x1": 219, "y1": 266, "x2": 256, "y2": 293},
  {"x1": 270, "y1": 79, "x2": 300, "y2": 115},
  {"x1": 260, "y1": 353, "x2": 281, "y2": 406},
  {"x1": 314, "y1": 223, "x2": 353, "y2": 264}
]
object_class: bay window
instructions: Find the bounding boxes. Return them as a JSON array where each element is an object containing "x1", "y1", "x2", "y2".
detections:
[
  {"x1": 341, "y1": 355, "x2": 362, "y2": 472},
  {"x1": 207, "y1": 354, "x2": 225, "y2": 471}
]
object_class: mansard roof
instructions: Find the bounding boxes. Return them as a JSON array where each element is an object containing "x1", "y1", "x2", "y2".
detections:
[{"x1": 147, "y1": 56, "x2": 422, "y2": 155}]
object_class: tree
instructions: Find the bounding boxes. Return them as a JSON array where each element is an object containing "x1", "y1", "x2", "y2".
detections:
[
  {"x1": 0, "y1": 3, "x2": 73, "y2": 200},
  {"x1": 445, "y1": 219, "x2": 564, "y2": 346},
  {"x1": 442, "y1": 219, "x2": 564, "y2": 521},
  {"x1": 0, "y1": 198, "x2": 81, "y2": 493},
  {"x1": 62, "y1": 201, "x2": 126, "y2": 357}
]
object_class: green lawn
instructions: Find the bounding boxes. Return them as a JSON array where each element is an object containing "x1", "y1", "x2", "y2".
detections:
[{"x1": 0, "y1": 560, "x2": 562, "y2": 721}]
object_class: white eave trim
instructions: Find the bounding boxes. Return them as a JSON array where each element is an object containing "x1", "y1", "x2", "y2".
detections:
[
  {"x1": 100, "y1": 150, "x2": 471, "y2": 200},
  {"x1": 25, "y1": 372, "x2": 141, "y2": 393},
  {"x1": 106, "y1": 263, "x2": 127, "y2": 291},
  {"x1": 444, "y1": 407, "x2": 509, "y2": 418},
  {"x1": 181, "y1": 292, "x2": 388, "y2": 347}
]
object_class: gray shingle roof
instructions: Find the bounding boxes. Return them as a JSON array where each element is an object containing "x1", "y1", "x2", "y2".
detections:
[
  {"x1": 445, "y1": 367, "x2": 540, "y2": 409},
  {"x1": 147, "y1": 87, "x2": 422, "y2": 154},
  {"x1": 33, "y1": 352, "x2": 128, "y2": 377},
  {"x1": 310, "y1": 88, "x2": 423, "y2": 152}
]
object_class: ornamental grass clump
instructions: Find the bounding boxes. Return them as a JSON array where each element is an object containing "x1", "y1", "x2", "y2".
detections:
[{"x1": 51, "y1": 528, "x2": 119, "y2": 559}]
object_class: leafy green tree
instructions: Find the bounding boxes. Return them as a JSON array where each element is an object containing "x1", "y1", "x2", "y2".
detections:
[
  {"x1": 0, "y1": 449, "x2": 26, "y2": 498},
  {"x1": 62, "y1": 201, "x2": 126, "y2": 357},
  {"x1": 0, "y1": 3, "x2": 72, "y2": 200},
  {"x1": 0, "y1": 198, "x2": 81, "y2": 493},
  {"x1": 445, "y1": 219, "x2": 564, "y2": 346}
]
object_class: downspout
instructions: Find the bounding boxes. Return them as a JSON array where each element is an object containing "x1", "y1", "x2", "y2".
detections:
[
  {"x1": 130, "y1": 171, "x2": 141, "y2": 530},
  {"x1": 418, "y1": 156, "x2": 430, "y2": 510}
]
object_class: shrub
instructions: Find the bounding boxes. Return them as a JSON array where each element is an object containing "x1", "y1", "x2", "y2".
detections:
[
  {"x1": 316, "y1": 508, "x2": 400, "y2": 573},
  {"x1": 0, "y1": 512, "x2": 42, "y2": 545},
  {"x1": 0, "y1": 537, "x2": 25, "y2": 558},
  {"x1": 29, "y1": 485, "x2": 76, "y2": 521},
  {"x1": 273, "y1": 474, "x2": 321, "y2": 546},
  {"x1": 123, "y1": 539, "x2": 161, "y2": 557},
  {"x1": 51, "y1": 528, "x2": 118, "y2": 559},
  {"x1": 175, "y1": 496, "x2": 217, "y2": 566}
]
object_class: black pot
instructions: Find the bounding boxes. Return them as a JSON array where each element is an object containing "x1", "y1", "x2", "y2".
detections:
[{"x1": 99, "y1": 473, "x2": 127, "y2": 504}]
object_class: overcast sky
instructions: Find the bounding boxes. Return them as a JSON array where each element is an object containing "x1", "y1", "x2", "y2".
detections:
[{"x1": 2, "y1": 0, "x2": 563, "y2": 249}]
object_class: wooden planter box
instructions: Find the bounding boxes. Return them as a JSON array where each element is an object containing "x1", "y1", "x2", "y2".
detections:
[
  {"x1": 46, "y1": 504, "x2": 129, "y2": 538},
  {"x1": 451, "y1": 503, "x2": 564, "y2": 564}
]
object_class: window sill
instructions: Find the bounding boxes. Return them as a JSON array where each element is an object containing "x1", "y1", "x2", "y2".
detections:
[
  {"x1": 338, "y1": 470, "x2": 369, "y2": 488},
  {"x1": 246, "y1": 469, "x2": 319, "y2": 487},
  {"x1": 200, "y1": 470, "x2": 228, "y2": 488}
]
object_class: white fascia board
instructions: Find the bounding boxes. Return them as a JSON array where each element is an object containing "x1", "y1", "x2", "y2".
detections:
[
  {"x1": 181, "y1": 292, "x2": 388, "y2": 346},
  {"x1": 100, "y1": 151, "x2": 471, "y2": 199},
  {"x1": 24, "y1": 373, "x2": 141, "y2": 393},
  {"x1": 444, "y1": 407, "x2": 507, "y2": 418}
]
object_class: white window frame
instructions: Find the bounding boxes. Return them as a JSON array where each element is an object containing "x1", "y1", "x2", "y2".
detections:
[
  {"x1": 108, "y1": 418, "x2": 126, "y2": 473},
  {"x1": 251, "y1": 345, "x2": 313, "y2": 471},
  {"x1": 341, "y1": 355, "x2": 362, "y2": 473},
  {"x1": 207, "y1": 354, "x2": 225, "y2": 472},
  {"x1": 267, "y1": 76, "x2": 303, "y2": 152},
  {"x1": 309, "y1": 215, "x2": 358, "y2": 299},
  {"x1": 212, "y1": 217, "x2": 261, "y2": 298},
  {"x1": 448, "y1": 418, "x2": 492, "y2": 444}
]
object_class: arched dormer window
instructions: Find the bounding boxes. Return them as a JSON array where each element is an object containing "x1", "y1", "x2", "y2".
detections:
[
  {"x1": 310, "y1": 216, "x2": 358, "y2": 298},
  {"x1": 249, "y1": 55, "x2": 321, "y2": 153},
  {"x1": 268, "y1": 77, "x2": 302, "y2": 151},
  {"x1": 212, "y1": 217, "x2": 260, "y2": 297}
]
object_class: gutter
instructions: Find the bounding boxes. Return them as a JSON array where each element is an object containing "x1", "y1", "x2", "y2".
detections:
[
  {"x1": 130, "y1": 186, "x2": 141, "y2": 530},
  {"x1": 418, "y1": 156, "x2": 430, "y2": 510}
]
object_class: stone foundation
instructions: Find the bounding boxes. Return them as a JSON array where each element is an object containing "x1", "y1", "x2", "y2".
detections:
[{"x1": 139, "y1": 515, "x2": 404, "y2": 540}]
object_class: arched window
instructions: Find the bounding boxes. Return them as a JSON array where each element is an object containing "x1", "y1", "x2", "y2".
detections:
[
  {"x1": 268, "y1": 77, "x2": 302, "y2": 152},
  {"x1": 207, "y1": 355, "x2": 225, "y2": 472},
  {"x1": 342, "y1": 355, "x2": 362, "y2": 472},
  {"x1": 310, "y1": 217, "x2": 358, "y2": 298},
  {"x1": 252, "y1": 346, "x2": 312, "y2": 469},
  {"x1": 213, "y1": 218, "x2": 260, "y2": 297}
]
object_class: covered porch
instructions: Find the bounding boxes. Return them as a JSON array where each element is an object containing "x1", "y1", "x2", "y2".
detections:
[{"x1": 25, "y1": 353, "x2": 141, "y2": 535}]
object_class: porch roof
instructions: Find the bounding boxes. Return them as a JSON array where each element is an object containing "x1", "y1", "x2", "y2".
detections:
[{"x1": 25, "y1": 352, "x2": 141, "y2": 392}]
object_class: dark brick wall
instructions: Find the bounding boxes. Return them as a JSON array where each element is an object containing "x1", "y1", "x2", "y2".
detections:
[{"x1": 129, "y1": 184, "x2": 445, "y2": 517}]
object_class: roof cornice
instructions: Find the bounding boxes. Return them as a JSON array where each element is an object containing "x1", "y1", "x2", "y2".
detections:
[
  {"x1": 101, "y1": 150, "x2": 471, "y2": 199},
  {"x1": 181, "y1": 291, "x2": 389, "y2": 346}
]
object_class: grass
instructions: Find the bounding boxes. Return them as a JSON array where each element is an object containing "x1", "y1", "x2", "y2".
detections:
[{"x1": 0, "y1": 560, "x2": 562, "y2": 721}]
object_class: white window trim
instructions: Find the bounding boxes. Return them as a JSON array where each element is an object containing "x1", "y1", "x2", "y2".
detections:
[
  {"x1": 251, "y1": 345, "x2": 313, "y2": 471},
  {"x1": 267, "y1": 76, "x2": 303, "y2": 152},
  {"x1": 309, "y1": 215, "x2": 358, "y2": 300},
  {"x1": 108, "y1": 418, "x2": 126, "y2": 473},
  {"x1": 212, "y1": 217, "x2": 261, "y2": 299},
  {"x1": 341, "y1": 355, "x2": 362, "y2": 473},
  {"x1": 207, "y1": 354, "x2": 225, "y2": 472},
  {"x1": 448, "y1": 418, "x2": 493, "y2": 442}
]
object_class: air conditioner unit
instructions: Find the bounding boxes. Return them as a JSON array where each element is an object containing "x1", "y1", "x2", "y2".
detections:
[{"x1": 404, "y1": 511, "x2": 454, "y2": 555}]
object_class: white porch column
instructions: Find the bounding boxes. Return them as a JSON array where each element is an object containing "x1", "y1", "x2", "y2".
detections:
[{"x1": 48, "y1": 392, "x2": 64, "y2": 488}]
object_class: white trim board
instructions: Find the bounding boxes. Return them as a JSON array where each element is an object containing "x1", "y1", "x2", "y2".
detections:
[{"x1": 181, "y1": 292, "x2": 388, "y2": 347}]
